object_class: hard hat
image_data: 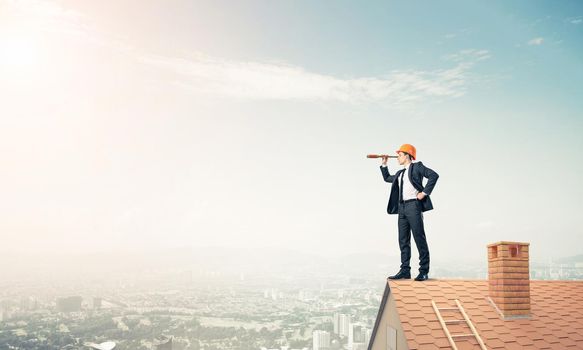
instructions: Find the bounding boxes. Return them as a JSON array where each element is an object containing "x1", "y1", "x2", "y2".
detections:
[{"x1": 395, "y1": 144, "x2": 416, "y2": 160}]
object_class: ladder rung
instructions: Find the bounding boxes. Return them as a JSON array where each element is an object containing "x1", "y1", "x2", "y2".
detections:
[
  {"x1": 432, "y1": 299, "x2": 487, "y2": 350},
  {"x1": 444, "y1": 319, "x2": 466, "y2": 324}
]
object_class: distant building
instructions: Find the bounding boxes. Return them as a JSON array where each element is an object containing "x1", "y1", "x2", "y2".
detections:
[
  {"x1": 299, "y1": 290, "x2": 313, "y2": 301},
  {"x1": 348, "y1": 323, "x2": 370, "y2": 350},
  {"x1": 154, "y1": 335, "x2": 173, "y2": 350},
  {"x1": 364, "y1": 328, "x2": 372, "y2": 346},
  {"x1": 19, "y1": 296, "x2": 37, "y2": 311},
  {"x1": 92, "y1": 297, "x2": 102, "y2": 309},
  {"x1": 0, "y1": 302, "x2": 11, "y2": 322},
  {"x1": 56, "y1": 296, "x2": 82, "y2": 313},
  {"x1": 333, "y1": 313, "x2": 350, "y2": 337},
  {"x1": 312, "y1": 330, "x2": 330, "y2": 350}
]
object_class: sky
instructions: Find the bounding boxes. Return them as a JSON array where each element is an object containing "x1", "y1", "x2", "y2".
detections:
[{"x1": 1, "y1": 0, "x2": 582, "y2": 265}]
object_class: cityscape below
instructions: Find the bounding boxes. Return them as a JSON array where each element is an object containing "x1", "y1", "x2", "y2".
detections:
[{"x1": 1, "y1": 248, "x2": 582, "y2": 349}]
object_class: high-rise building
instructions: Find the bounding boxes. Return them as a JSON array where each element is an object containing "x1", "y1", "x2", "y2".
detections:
[
  {"x1": 0, "y1": 306, "x2": 8, "y2": 322},
  {"x1": 334, "y1": 313, "x2": 351, "y2": 337},
  {"x1": 20, "y1": 297, "x2": 29, "y2": 311},
  {"x1": 0, "y1": 301, "x2": 11, "y2": 322},
  {"x1": 364, "y1": 328, "x2": 372, "y2": 346},
  {"x1": 18, "y1": 296, "x2": 38, "y2": 311},
  {"x1": 348, "y1": 323, "x2": 359, "y2": 348},
  {"x1": 349, "y1": 323, "x2": 371, "y2": 350},
  {"x1": 334, "y1": 313, "x2": 350, "y2": 337},
  {"x1": 312, "y1": 330, "x2": 330, "y2": 350}
]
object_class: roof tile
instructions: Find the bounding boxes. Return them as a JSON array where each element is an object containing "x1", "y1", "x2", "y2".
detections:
[
  {"x1": 386, "y1": 279, "x2": 583, "y2": 350},
  {"x1": 414, "y1": 334, "x2": 435, "y2": 345},
  {"x1": 503, "y1": 342, "x2": 525, "y2": 350},
  {"x1": 408, "y1": 317, "x2": 426, "y2": 327},
  {"x1": 433, "y1": 337, "x2": 450, "y2": 348},
  {"x1": 486, "y1": 338, "x2": 506, "y2": 348},
  {"x1": 515, "y1": 336, "x2": 534, "y2": 346},
  {"x1": 498, "y1": 333, "x2": 516, "y2": 343},
  {"x1": 558, "y1": 337, "x2": 578, "y2": 347},
  {"x1": 532, "y1": 339, "x2": 552, "y2": 349}
]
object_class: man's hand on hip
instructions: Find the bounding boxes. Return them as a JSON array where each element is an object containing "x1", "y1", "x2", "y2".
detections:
[{"x1": 417, "y1": 192, "x2": 426, "y2": 200}]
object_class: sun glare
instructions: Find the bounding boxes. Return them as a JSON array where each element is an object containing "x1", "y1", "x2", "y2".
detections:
[{"x1": 0, "y1": 35, "x2": 40, "y2": 77}]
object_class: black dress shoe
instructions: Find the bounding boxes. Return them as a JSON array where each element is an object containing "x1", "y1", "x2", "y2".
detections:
[
  {"x1": 388, "y1": 271, "x2": 411, "y2": 280},
  {"x1": 414, "y1": 273, "x2": 429, "y2": 281}
]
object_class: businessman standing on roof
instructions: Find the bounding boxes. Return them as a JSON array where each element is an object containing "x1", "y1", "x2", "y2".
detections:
[{"x1": 380, "y1": 144, "x2": 439, "y2": 281}]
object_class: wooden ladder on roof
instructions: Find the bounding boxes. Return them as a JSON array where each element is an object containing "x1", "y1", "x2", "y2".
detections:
[{"x1": 431, "y1": 299, "x2": 487, "y2": 350}]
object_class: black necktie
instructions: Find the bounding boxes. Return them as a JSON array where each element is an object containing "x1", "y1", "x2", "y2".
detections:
[{"x1": 399, "y1": 170, "x2": 405, "y2": 203}]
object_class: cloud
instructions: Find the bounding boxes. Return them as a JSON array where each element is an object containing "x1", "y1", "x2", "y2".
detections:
[
  {"x1": 1, "y1": 0, "x2": 490, "y2": 108},
  {"x1": 566, "y1": 16, "x2": 582, "y2": 25},
  {"x1": 528, "y1": 37, "x2": 544, "y2": 46},
  {"x1": 141, "y1": 49, "x2": 490, "y2": 106},
  {"x1": 443, "y1": 49, "x2": 491, "y2": 62},
  {"x1": 0, "y1": 0, "x2": 131, "y2": 54},
  {"x1": 0, "y1": 0, "x2": 87, "y2": 38},
  {"x1": 0, "y1": 0, "x2": 137, "y2": 87}
]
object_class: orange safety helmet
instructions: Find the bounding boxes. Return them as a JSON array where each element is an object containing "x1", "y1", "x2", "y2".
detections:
[{"x1": 395, "y1": 144, "x2": 417, "y2": 160}]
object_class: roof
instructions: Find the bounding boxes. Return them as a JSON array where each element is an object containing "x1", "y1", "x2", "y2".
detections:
[{"x1": 371, "y1": 279, "x2": 583, "y2": 350}]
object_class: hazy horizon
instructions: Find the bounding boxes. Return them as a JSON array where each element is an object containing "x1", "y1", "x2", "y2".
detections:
[{"x1": 1, "y1": 244, "x2": 580, "y2": 284}]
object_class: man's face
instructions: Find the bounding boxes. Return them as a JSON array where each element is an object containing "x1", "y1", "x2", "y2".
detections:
[{"x1": 397, "y1": 152, "x2": 408, "y2": 165}]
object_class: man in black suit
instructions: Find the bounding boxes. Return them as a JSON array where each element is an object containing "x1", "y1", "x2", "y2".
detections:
[{"x1": 380, "y1": 144, "x2": 439, "y2": 281}]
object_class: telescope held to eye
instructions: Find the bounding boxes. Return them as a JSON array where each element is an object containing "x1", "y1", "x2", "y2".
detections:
[{"x1": 367, "y1": 154, "x2": 398, "y2": 159}]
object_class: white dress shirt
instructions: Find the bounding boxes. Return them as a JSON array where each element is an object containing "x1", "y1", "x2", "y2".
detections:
[{"x1": 400, "y1": 163, "x2": 419, "y2": 201}]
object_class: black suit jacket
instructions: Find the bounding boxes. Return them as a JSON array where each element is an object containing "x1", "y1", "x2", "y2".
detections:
[{"x1": 380, "y1": 162, "x2": 439, "y2": 215}]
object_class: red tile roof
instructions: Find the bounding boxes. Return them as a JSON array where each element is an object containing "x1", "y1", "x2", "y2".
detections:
[{"x1": 377, "y1": 279, "x2": 583, "y2": 350}]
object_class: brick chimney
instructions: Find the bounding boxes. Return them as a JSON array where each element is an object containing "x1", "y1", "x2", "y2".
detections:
[{"x1": 487, "y1": 241, "x2": 530, "y2": 318}]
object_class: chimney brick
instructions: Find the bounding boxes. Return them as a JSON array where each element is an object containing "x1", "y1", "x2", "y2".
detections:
[{"x1": 487, "y1": 241, "x2": 530, "y2": 318}]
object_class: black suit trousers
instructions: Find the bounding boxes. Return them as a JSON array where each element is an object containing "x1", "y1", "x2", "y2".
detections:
[{"x1": 398, "y1": 200, "x2": 430, "y2": 274}]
